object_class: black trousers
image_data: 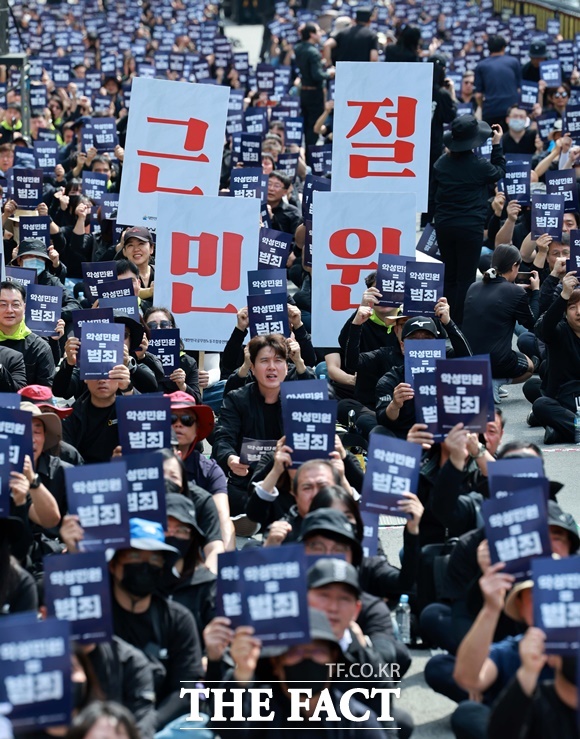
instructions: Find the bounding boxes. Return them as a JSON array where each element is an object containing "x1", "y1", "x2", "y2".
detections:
[
  {"x1": 533, "y1": 396, "x2": 575, "y2": 441},
  {"x1": 435, "y1": 225, "x2": 483, "y2": 326},
  {"x1": 300, "y1": 88, "x2": 324, "y2": 149}
]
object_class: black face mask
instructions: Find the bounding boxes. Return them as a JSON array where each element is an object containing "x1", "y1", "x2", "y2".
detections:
[
  {"x1": 121, "y1": 562, "x2": 164, "y2": 597},
  {"x1": 283, "y1": 659, "x2": 329, "y2": 695},
  {"x1": 165, "y1": 535, "x2": 191, "y2": 559},
  {"x1": 164, "y1": 479, "x2": 182, "y2": 495}
]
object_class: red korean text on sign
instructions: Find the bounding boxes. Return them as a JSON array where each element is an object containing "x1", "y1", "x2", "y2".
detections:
[
  {"x1": 137, "y1": 116, "x2": 210, "y2": 195},
  {"x1": 170, "y1": 231, "x2": 243, "y2": 314},
  {"x1": 346, "y1": 97, "x2": 417, "y2": 179},
  {"x1": 327, "y1": 227, "x2": 402, "y2": 311}
]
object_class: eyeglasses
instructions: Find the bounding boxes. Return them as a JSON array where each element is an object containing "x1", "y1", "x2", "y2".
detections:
[
  {"x1": 171, "y1": 413, "x2": 197, "y2": 427},
  {"x1": 0, "y1": 301, "x2": 23, "y2": 310},
  {"x1": 166, "y1": 525, "x2": 192, "y2": 538},
  {"x1": 554, "y1": 91, "x2": 568, "y2": 98},
  {"x1": 147, "y1": 320, "x2": 173, "y2": 329}
]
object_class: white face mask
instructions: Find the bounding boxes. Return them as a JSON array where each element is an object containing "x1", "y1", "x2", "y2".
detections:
[
  {"x1": 508, "y1": 118, "x2": 527, "y2": 133},
  {"x1": 22, "y1": 257, "x2": 46, "y2": 275}
]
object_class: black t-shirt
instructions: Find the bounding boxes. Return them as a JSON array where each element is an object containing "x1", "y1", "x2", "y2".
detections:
[
  {"x1": 63, "y1": 401, "x2": 119, "y2": 464},
  {"x1": 334, "y1": 25, "x2": 379, "y2": 62},
  {"x1": 501, "y1": 129, "x2": 537, "y2": 155}
]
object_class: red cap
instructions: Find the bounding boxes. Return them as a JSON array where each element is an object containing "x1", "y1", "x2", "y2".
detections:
[
  {"x1": 164, "y1": 391, "x2": 215, "y2": 442},
  {"x1": 124, "y1": 226, "x2": 153, "y2": 243},
  {"x1": 18, "y1": 385, "x2": 74, "y2": 418}
]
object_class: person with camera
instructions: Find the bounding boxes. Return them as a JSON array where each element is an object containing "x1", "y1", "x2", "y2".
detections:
[{"x1": 462, "y1": 244, "x2": 540, "y2": 403}]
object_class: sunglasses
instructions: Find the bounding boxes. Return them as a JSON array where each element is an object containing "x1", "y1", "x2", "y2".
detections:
[
  {"x1": 147, "y1": 320, "x2": 173, "y2": 329},
  {"x1": 554, "y1": 91, "x2": 568, "y2": 98},
  {"x1": 171, "y1": 413, "x2": 197, "y2": 427}
]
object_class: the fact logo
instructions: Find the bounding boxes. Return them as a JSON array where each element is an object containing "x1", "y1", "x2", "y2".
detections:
[{"x1": 179, "y1": 685, "x2": 401, "y2": 723}]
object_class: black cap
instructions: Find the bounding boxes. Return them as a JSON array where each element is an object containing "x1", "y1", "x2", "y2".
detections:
[
  {"x1": 401, "y1": 316, "x2": 438, "y2": 340},
  {"x1": 529, "y1": 40, "x2": 547, "y2": 59},
  {"x1": 548, "y1": 500, "x2": 580, "y2": 552},
  {"x1": 260, "y1": 607, "x2": 341, "y2": 657},
  {"x1": 299, "y1": 509, "x2": 363, "y2": 566},
  {"x1": 307, "y1": 557, "x2": 361, "y2": 596},
  {"x1": 11, "y1": 238, "x2": 50, "y2": 265},
  {"x1": 355, "y1": 7, "x2": 372, "y2": 22},
  {"x1": 166, "y1": 493, "x2": 205, "y2": 539}
]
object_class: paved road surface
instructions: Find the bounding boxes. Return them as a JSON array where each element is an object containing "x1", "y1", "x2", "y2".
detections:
[{"x1": 221, "y1": 21, "x2": 580, "y2": 736}]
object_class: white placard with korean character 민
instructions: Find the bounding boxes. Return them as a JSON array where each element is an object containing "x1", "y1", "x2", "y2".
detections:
[
  {"x1": 0, "y1": 615, "x2": 71, "y2": 731},
  {"x1": 79, "y1": 323, "x2": 124, "y2": 380},
  {"x1": 311, "y1": 190, "x2": 416, "y2": 347},
  {"x1": 65, "y1": 460, "x2": 130, "y2": 551},
  {"x1": 282, "y1": 398, "x2": 337, "y2": 466},
  {"x1": 435, "y1": 357, "x2": 492, "y2": 434},
  {"x1": 44, "y1": 551, "x2": 113, "y2": 644},
  {"x1": 533, "y1": 556, "x2": 580, "y2": 654},
  {"x1": 116, "y1": 395, "x2": 172, "y2": 455},
  {"x1": 155, "y1": 194, "x2": 260, "y2": 351},
  {"x1": 331, "y1": 62, "x2": 433, "y2": 211},
  {"x1": 360, "y1": 434, "x2": 421, "y2": 517},
  {"x1": 483, "y1": 488, "x2": 551, "y2": 582},
  {"x1": 216, "y1": 544, "x2": 310, "y2": 648},
  {"x1": 24, "y1": 284, "x2": 62, "y2": 336},
  {"x1": 117, "y1": 77, "x2": 230, "y2": 227}
]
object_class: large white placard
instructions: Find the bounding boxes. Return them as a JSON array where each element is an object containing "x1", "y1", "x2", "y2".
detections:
[
  {"x1": 117, "y1": 78, "x2": 230, "y2": 227},
  {"x1": 331, "y1": 62, "x2": 433, "y2": 211},
  {"x1": 155, "y1": 194, "x2": 260, "y2": 351},
  {"x1": 311, "y1": 191, "x2": 417, "y2": 347}
]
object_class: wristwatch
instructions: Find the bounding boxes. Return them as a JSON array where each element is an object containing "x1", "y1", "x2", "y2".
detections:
[
  {"x1": 472, "y1": 442, "x2": 487, "y2": 459},
  {"x1": 30, "y1": 474, "x2": 40, "y2": 489}
]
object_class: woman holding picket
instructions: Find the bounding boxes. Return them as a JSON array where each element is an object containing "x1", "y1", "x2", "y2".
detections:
[{"x1": 431, "y1": 115, "x2": 505, "y2": 325}]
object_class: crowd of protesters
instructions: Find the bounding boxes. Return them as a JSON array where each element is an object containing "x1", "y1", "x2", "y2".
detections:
[{"x1": 0, "y1": 0, "x2": 580, "y2": 737}]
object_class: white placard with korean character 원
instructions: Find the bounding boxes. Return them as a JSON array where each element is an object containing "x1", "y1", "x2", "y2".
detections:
[
  {"x1": 155, "y1": 194, "x2": 260, "y2": 351},
  {"x1": 65, "y1": 460, "x2": 130, "y2": 551},
  {"x1": 124, "y1": 453, "x2": 166, "y2": 526},
  {"x1": 79, "y1": 323, "x2": 124, "y2": 380},
  {"x1": 216, "y1": 544, "x2": 310, "y2": 647},
  {"x1": 311, "y1": 190, "x2": 416, "y2": 347},
  {"x1": 331, "y1": 62, "x2": 433, "y2": 211},
  {"x1": 360, "y1": 435, "x2": 421, "y2": 517},
  {"x1": 44, "y1": 551, "x2": 113, "y2": 644},
  {"x1": 533, "y1": 556, "x2": 580, "y2": 654},
  {"x1": 116, "y1": 395, "x2": 172, "y2": 455},
  {"x1": 483, "y1": 488, "x2": 551, "y2": 581},
  {"x1": 282, "y1": 398, "x2": 337, "y2": 467},
  {"x1": 0, "y1": 615, "x2": 71, "y2": 731},
  {"x1": 24, "y1": 284, "x2": 62, "y2": 336},
  {"x1": 402, "y1": 261, "x2": 445, "y2": 316},
  {"x1": 435, "y1": 357, "x2": 492, "y2": 434},
  {"x1": 117, "y1": 77, "x2": 230, "y2": 227}
]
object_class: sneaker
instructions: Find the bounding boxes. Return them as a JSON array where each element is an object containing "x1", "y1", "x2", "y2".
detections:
[
  {"x1": 492, "y1": 379, "x2": 503, "y2": 404},
  {"x1": 543, "y1": 426, "x2": 562, "y2": 445},
  {"x1": 527, "y1": 411, "x2": 540, "y2": 428},
  {"x1": 498, "y1": 386, "x2": 509, "y2": 399}
]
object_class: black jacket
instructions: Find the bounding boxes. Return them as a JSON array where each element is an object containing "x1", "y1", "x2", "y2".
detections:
[
  {"x1": 294, "y1": 41, "x2": 328, "y2": 89},
  {"x1": 0, "y1": 345, "x2": 27, "y2": 391},
  {"x1": 62, "y1": 393, "x2": 121, "y2": 463},
  {"x1": 158, "y1": 565, "x2": 216, "y2": 642},
  {"x1": 432, "y1": 144, "x2": 506, "y2": 230},
  {"x1": 88, "y1": 636, "x2": 157, "y2": 739},
  {"x1": 463, "y1": 276, "x2": 539, "y2": 374},
  {"x1": 0, "y1": 333, "x2": 55, "y2": 387}
]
